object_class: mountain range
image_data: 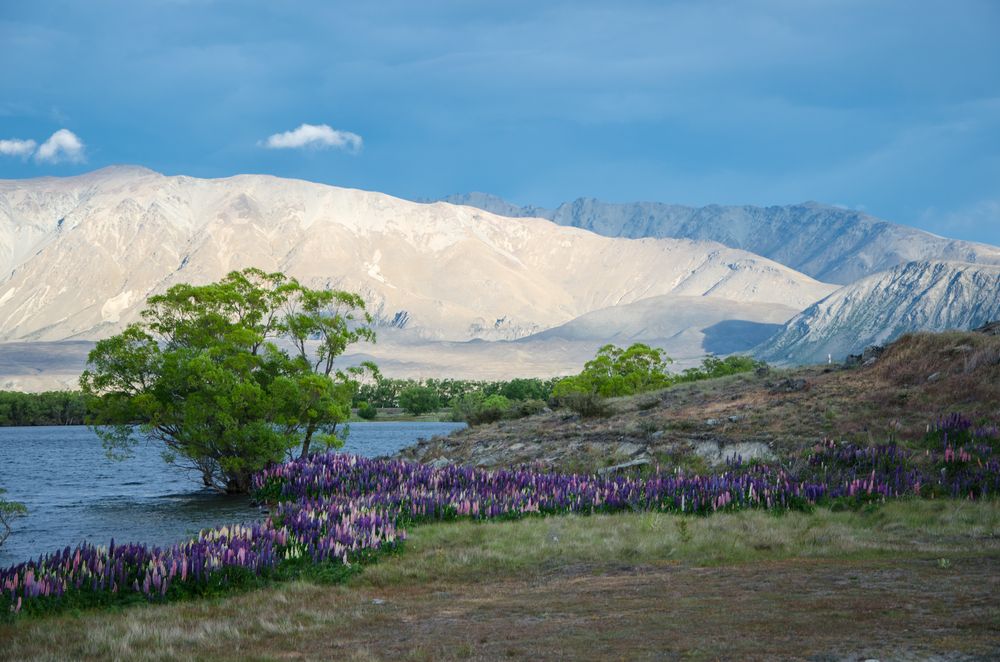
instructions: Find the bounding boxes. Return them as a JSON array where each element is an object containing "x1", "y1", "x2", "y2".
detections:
[
  {"x1": 442, "y1": 194, "x2": 1000, "y2": 285},
  {"x1": 0, "y1": 167, "x2": 997, "y2": 390}
]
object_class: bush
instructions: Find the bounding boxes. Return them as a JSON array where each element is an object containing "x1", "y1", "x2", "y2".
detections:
[
  {"x1": 398, "y1": 386, "x2": 441, "y2": 416},
  {"x1": 558, "y1": 391, "x2": 614, "y2": 418},
  {"x1": 356, "y1": 402, "x2": 378, "y2": 420},
  {"x1": 510, "y1": 398, "x2": 547, "y2": 418},
  {"x1": 679, "y1": 355, "x2": 765, "y2": 382},
  {"x1": 450, "y1": 393, "x2": 514, "y2": 426}
]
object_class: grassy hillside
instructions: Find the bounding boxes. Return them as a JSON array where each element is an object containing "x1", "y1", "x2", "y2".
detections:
[{"x1": 398, "y1": 331, "x2": 1000, "y2": 472}]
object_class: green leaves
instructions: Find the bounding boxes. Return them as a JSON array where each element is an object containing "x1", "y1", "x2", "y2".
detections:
[
  {"x1": 81, "y1": 268, "x2": 376, "y2": 493},
  {"x1": 553, "y1": 343, "x2": 674, "y2": 399}
]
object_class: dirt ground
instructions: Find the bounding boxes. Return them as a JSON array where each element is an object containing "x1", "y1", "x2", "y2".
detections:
[{"x1": 6, "y1": 557, "x2": 997, "y2": 661}]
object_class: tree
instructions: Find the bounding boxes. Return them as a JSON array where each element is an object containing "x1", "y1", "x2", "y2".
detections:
[
  {"x1": 80, "y1": 268, "x2": 375, "y2": 494},
  {"x1": 398, "y1": 386, "x2": 440, "y2": 416},
  {"x1": 553, "y1": 343, "x2": 674, "y2": 399},
  {"x1": 0, "y1": 488, "x2": 26, "y2": 550}
]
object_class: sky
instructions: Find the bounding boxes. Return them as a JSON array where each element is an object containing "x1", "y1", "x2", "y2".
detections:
[{"x1": 1, "y1": 0, "x2": 999, "y2": 245}]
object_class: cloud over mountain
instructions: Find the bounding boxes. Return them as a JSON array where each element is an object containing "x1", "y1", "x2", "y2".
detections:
[{"x1": 261, "y1": 124, "x2": 362, "y2": 153}]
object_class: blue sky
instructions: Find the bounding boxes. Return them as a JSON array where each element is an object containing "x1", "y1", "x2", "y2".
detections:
[{"x1": 1, "y1": 0, "x2": 999, "y2": 244}]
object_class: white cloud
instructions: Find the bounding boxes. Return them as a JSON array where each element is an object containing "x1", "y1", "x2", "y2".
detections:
[
  {"x1": 0, "y1": 138, "x2": 37, "y2": 158},
  {"x1": 34, "y1": 129, "x2": 85, "y2": 163},
  {"x1": 261, "y1": 123, "x2": 362, "y2": 153}
]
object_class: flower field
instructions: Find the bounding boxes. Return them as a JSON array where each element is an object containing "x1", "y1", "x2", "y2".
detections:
[{"x1": 3, "y1": 415, "x2": 999, "y2": 617}]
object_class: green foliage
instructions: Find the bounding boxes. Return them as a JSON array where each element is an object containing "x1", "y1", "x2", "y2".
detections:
[
  {"x1": 398, "y1": 386, "x2": 441, "y2": 416},
  {"x1": 558, "y1": 391, "x2": 614, "y2": 418},
  {"x1": 553, "y1": 345, "x2": 765, "y2": 417},
  {"x1": 449, "y1": 392, "x2": 543, "y2": 426},
  {"x1": 79, "y1": 268, "x2": 376, "y2": 494},
  {"x1": 0, "y1": 487, "x2": 27, "y2": 550},
  {"x1": 677, "y1": 355, "x2": 765, "y2": 382},
  {"x1": 356, "y1": 401, "x2": 378, "y2": 420},
  {"x1": 0, "y1": 391, "x2": 89, "y2": 426},
  {"x1": 355, "y1": 376, "x2": 557, "y2": 409},
  {"x1": 553, "y1": 343, "x2": 674, "y2": 400}
]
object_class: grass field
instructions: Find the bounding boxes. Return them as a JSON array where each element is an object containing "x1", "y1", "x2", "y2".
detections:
[{"x1": 3, "y1": 500, "x2": 998, "y2": 661}]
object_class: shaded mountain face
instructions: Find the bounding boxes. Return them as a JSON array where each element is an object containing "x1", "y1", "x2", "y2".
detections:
[
  {"x1": 0, "y1": 168, "x2": 835, "y2": 344},
  {"x1": 441, "y1": 194, "x2": 1000, "y2": 285},
  {"x1": 756, "y1": 261, "x2": 1000, "y2": 364}
]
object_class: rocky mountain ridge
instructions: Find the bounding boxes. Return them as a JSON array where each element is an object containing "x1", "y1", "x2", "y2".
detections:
[
  {"x1": 442, "y1": 194, "x2": 1000, "y2": 285},
  {"x1": 756, "y1": 261, "x2": 1000, "y2": 364}
]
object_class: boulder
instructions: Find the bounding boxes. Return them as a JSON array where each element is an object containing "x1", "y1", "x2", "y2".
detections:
[{"x1": 973, "y1": 320, "x2": 1000, "y2": 336}]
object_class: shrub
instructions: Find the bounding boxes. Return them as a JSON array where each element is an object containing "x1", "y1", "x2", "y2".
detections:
[
  {"x1": 356, "y1": 402, "x2": 378, "y2": 420},
  {"x1": 450, "y1": 393, "x2": 514, "y2": 426},
  {"x1": 510, "y1": 398, "x2": 547, "y2": 418},
  {"x1": 398, "y1": 386, "x2": 441, "y2": 416},
  {"x1": 559, "y1": 391, "x2": 614, "y2": 418}
]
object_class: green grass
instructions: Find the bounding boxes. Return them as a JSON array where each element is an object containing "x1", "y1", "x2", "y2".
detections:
[
  {"x1": 359, "y1": 498, "x2": 1000, "y2": 587},
  {"x1": 3, "y1": 500, "x2": 998, "y2": 661}
]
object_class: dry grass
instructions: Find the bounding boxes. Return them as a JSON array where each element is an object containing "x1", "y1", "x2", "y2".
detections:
[
  {"x1": 409, "y1": 331, "x2": 1000, "y2": 472},
  {"x1": 3, "y1": 500, "x2": 999, "y2": 661}
]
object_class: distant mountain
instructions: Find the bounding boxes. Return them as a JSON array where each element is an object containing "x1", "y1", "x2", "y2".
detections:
[
  {"x1": 441, "y1": 194, "x2": 1000, "y2": 285},
  {"x1": 756, "y1": 261, "x2": 1000, "y2": 364},
  {"x1": 524, "y1": 294, "x2": 798, "y2": 355},
  {"x1": 0, "y1": 167, "x2": 834, "y2": 345}
]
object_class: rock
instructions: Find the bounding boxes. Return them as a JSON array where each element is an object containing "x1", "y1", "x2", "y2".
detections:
[
  {"x1": 705, "y1": 418, "x2": 720, "y2": 426},
  {"x1": 429, "y1": 457, "x2": 452, "y2": 469},
  {"x1": 927, "y1": 372, "x2": 941, "y2": 382},
  {"x1": 862, "y1": 344, "x2": 885, "y2": 364},
  {"x1": 728, "y1": 415, "x2": 745, "y2": 422},
  {"x1": 769, "y1": 378, "x2": 808, "y2": 393},
  {"x1": 973, "y1": 320, "x2": 1000, "y2": 336},
  {"x1": 650, "y1": 430, "x2": 665, "y2": 439},
  {"x1": 692, "y1": 440, "x2": 776, "y2": 466},
  {"x1": 508, "y1": 442, "x2": 525, "y2": 451},
  {"x1": 615, "y1": 442, "x2": 645, "y2": 456},
  {"x1": 755, "y1": 365, "x2": 770, "y2": 377},
  {"x1": 597, "y1": 458, "x2": 652, "y2": 475}
]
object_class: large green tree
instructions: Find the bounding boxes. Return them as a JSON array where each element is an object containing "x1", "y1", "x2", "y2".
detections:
[
  {"x1": 80, "y1": 268, "x2": 375, "y2": 494},
  {"x1": 553, "y1": 343, "x2": 674, "y2": 399}
]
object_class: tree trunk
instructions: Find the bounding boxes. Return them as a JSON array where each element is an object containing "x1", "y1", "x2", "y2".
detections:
[{"x1": 299, "y1": 422, "x2": 318, "y2": 459}]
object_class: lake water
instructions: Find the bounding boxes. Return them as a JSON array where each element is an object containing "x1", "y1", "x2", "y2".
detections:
[{"x1": 0, "y1": 422, "x2": 465, "y2": 567}]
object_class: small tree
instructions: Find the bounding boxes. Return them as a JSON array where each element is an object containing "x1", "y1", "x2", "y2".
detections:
[
  {"x1": 0, "y1": 488, "x2": 26, "y2": 550},
  {"x1": 398, "y1": 386, "x2": 440, "y2": 416},
  {"x1": 80, "y1": 268, "x2": 375, "y2": 494}
]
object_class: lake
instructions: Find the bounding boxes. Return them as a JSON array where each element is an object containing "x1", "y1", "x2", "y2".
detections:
[{"x1": 0, "y1": 422, "x2": 465, "y2": 566}]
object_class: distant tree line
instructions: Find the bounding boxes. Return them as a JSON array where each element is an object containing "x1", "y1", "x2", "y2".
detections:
[
  {"x1": 354, "y1": 377, "x2": 559, "y2": 410},
  {"x1": 0, "y1": 391, "x2": 89, "y2": 426}
]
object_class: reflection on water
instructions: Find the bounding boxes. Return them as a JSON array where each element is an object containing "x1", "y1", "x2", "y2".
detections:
[{"x1": 0, "y1": 422, "x2": 464, "y2": 566}]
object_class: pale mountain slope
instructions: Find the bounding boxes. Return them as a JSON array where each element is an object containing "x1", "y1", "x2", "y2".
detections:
[
  {"x1": 442, "y1": 194, "x2": 1000, "y2": 285},
  {"x1": 757, "y1": 261, "x2": 1000, "y2": 364},
  {"x1": 0, "y1": 168, "x2": 835, "y2": 343},
  {"x1": 0, "y1": 296, "x2": 798, "y2": 391},
  {"x1": 526, "y1": 295, "x2": 798, "y2": 353}
]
